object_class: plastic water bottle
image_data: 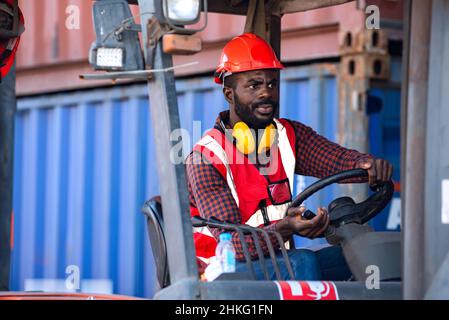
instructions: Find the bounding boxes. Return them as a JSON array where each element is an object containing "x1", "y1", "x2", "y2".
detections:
[{"x1": 215, "y1": 233, "x2": 236, "y2": 273}]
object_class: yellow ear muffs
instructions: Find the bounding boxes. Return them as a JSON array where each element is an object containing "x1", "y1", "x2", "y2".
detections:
[
  {"x1": 257, "y1": 123, "x2": 276, "y2": 154},
  {"x1": 232, "y1": 122, "x2": 276, "y2": 155},
  {"x1": 232, "y1": 121, "x2": 256, "y2": 154}
]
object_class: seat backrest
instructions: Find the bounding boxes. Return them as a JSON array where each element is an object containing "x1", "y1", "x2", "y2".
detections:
[{"x1": 141, "y1": 196, "x2": 170, "y2": 289}]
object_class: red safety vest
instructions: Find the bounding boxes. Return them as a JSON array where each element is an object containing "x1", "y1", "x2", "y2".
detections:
[{"x1": 190, "y1": 118, "x2": 297, "y2": 265}]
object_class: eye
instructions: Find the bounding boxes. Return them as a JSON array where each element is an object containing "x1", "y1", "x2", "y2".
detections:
[
  {"x1": 268, "y1": 81, "x2": 276, "y2": 89},
  {"x1": 249, "y1": 84, "x2": 256, "y2": 89}
]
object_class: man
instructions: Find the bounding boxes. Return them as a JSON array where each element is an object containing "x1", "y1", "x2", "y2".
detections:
[{"x1": 186, "y1": 33, "x2": 393, "y2": 280}]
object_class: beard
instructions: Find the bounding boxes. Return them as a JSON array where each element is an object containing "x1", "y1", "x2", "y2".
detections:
[{"x1": 233, "y1": 93, "x2": 279, "y2": 129}]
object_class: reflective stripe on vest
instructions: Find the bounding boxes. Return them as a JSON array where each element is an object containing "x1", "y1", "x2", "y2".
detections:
[
  {"x1": 245, "y1": 202, "x2": 290, "y2": 228},
  {"x1": 275, "y1": 119, "x2": 295, "y2": 192},
  {"x1": 193, "y1": 226, "x2": 214, "y2": 238}
]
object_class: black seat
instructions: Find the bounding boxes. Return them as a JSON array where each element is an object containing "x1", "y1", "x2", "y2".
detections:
[{"x1": 141, "y1": 196, "x2": 170, "y2": 289}]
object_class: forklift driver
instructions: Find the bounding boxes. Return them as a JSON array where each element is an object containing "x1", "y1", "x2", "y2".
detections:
[{"x1": 186, "y1": 33, "x2": 393, "y2": 280}]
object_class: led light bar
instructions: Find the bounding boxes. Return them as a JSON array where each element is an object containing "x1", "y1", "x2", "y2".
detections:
[{"x1": 95, "y1": 47, "x2": 124, "y2": 69}]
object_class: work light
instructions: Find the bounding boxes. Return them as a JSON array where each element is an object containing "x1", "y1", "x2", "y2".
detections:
[
  {"x1": 162, "y1": 0, "x2": 207, "y2": 34},
  {"x1": 164, "y1": 0, "x2": 200, "y2": 24},
  {"x1": 89, "y1": 0, "x2": 143, "y2": 72},
  {"x1": 90, "y1": 46, "x2": 125, "y2": 70}
]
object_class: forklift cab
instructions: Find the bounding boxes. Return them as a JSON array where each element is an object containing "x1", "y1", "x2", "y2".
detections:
[{"x1": 85, "y1": 0, "x2": 402, "y2": 300}]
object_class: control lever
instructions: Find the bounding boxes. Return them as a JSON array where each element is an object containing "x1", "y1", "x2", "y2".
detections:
[
  {"x1": 300, "y1": 209, "x2": 335, "y2": 239},
  {"x1": 302, "y1": 209, "x2": 316, "y2": 220}
]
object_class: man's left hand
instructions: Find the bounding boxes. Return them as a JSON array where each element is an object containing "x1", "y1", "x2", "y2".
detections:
[{"x1": 356, "y1": 158, "x2": 393, "y2": 186}]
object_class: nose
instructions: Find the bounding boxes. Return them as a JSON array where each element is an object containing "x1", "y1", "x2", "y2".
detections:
[{"x1": 258, "y1": 83, "x2": 272, "y2": 101}]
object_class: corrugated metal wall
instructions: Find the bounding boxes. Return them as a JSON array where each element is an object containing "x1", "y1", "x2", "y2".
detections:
[{"x1": 12, "y1": 64, "x2": 340, "y2": 297}]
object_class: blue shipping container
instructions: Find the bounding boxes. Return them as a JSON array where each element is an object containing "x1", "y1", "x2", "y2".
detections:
[{"x1": 368, "y1": 58, "x2": 402, "y2": 232}]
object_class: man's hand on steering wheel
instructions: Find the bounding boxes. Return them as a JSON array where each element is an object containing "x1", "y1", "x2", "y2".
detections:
[
  {"x1": 276, "y1": 159, "x2": 393, "y2": 240},
  {"x1": 285, "y1": 206, "x2": 330, "y2": 239},
  {"x1": 356, "y1": 158, "x2": 393, "y2": 186}
]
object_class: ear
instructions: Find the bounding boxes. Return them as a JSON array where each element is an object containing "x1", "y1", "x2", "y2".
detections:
[{"x1": 223, "y1": 86, "x2": 234, "y2": 105}]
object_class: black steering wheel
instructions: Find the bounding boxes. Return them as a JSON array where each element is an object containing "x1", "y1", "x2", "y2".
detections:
[{"x1": 288, "y1": 169, "x2": 394, "y2": 227}]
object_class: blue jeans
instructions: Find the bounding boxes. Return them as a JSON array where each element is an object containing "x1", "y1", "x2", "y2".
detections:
[{"x1": 235, "y1": 246, "x2": 352, "y2": 281}]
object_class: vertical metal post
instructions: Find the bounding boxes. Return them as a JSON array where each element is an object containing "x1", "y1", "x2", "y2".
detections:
[
  {"x1": 268, "y1": 13, "x2": 281, "y2": 118},
  {"x1": 423, "y1": 0, "x2": 449, "y2": 297},
  {"x1": 400, "y1": 0, "x2": 410, "y2": 241},
  {"x1": 137, "y1": 0, "x2": 199, "y2": 291},
  {"x1": 0, "y1": 63, "x2": 16, "y2": 291},
  {"x1": 402, "y1": 0, "x2": 432, "y2": 300},
  {"x1": 400, "y1": 0, "x2": 410, "y2": 299},
  {"x1": 268, "y1": 14, "x2": 281, "y2": 59}
]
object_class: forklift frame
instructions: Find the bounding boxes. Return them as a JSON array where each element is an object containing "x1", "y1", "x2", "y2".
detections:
[
  {"x1": 2, "y1": 0, "x2": 449, "y2": 300},
  {"x1": 134, "y1": 0, "x2": 401, "y2": 300}
]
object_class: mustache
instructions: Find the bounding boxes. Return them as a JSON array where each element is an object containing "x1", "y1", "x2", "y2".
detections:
[{"x1": 251, "y1": 99, "x2": 279, "y2": 109}]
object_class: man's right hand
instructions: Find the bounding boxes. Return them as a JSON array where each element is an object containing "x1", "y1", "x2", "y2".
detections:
[{"x1": 275, "y1": 206, "x2": 330, "y2": 239}]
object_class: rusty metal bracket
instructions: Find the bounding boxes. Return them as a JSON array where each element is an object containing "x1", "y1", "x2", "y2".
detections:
[{"x1": 146, "y1": 16, "x2": 171, "y2": 74}]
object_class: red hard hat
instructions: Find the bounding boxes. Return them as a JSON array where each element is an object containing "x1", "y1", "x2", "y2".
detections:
[
  {"x1": 0, "y1": 0, "x2": 25, "y2": 80},
  {"x1": 214, "y1": 33, "x2": 284, "y2": 84}
]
